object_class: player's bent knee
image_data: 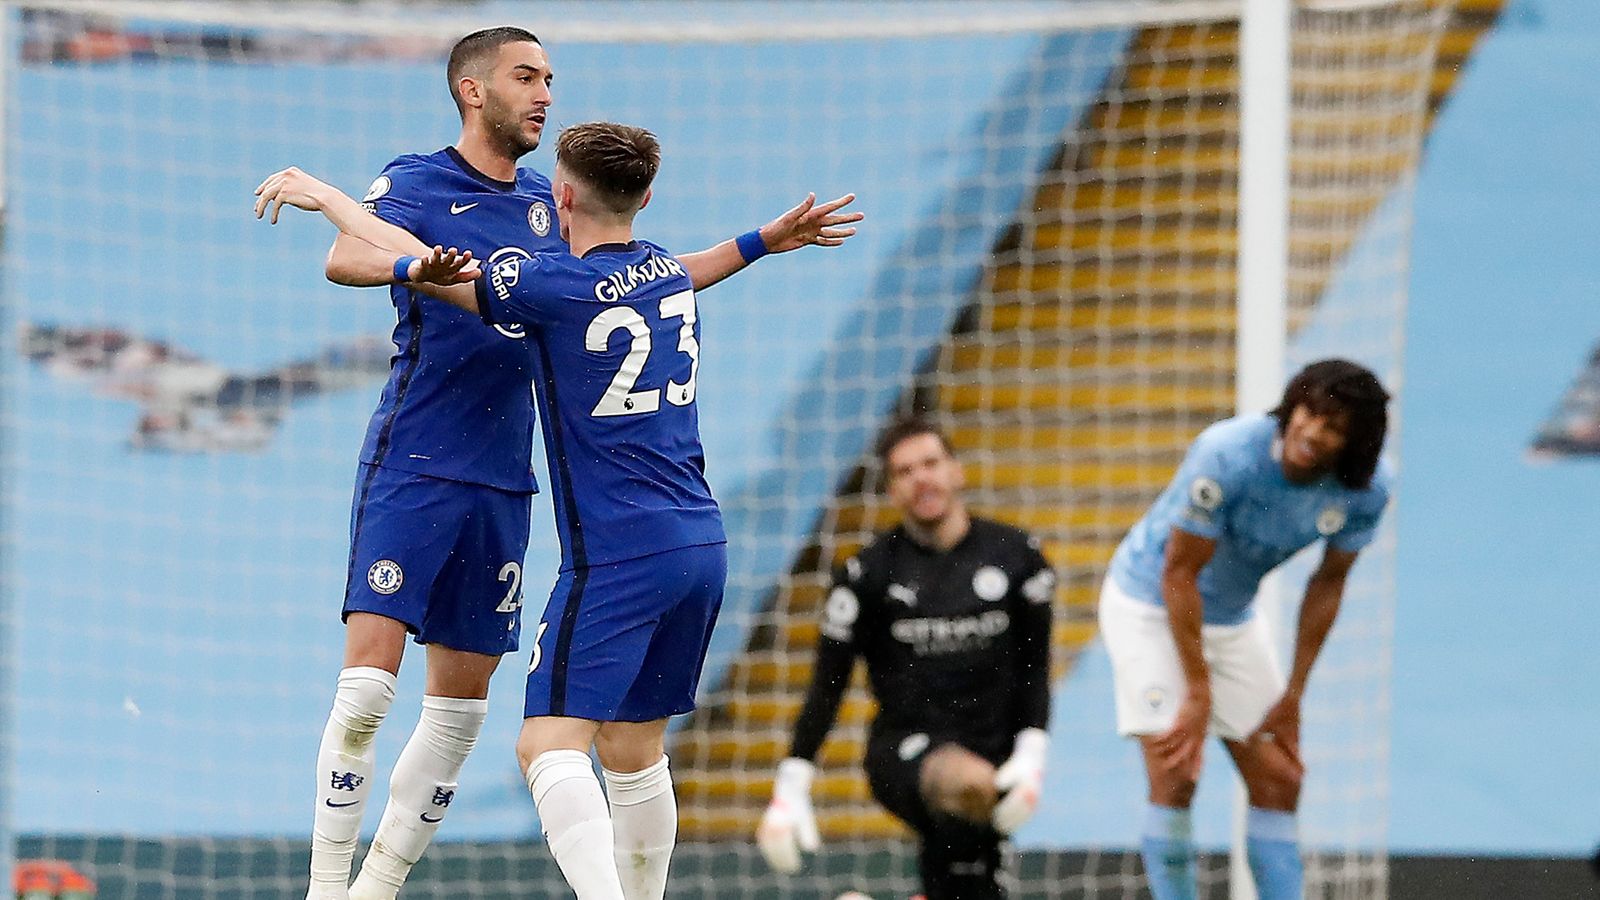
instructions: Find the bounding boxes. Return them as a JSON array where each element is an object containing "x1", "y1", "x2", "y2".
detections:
[
  {"x1": 1250, "y1": 764, "x2": 1302, "y2": 809},
  {"x1": 330, "y1": 666, "x2": 397, "y2": 736},
  {"x1": 595, "y1": 719, "x2": 669, "y2": 773},
  {"x1": 919, "y1": 744, "x2": 998, "y2": 825},
  {"x1": 516, "y1": 716, "x2": 601, "y2": 774}
]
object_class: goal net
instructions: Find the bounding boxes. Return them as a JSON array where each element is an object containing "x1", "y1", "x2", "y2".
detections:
[{"x1": 0, "y1": 1, "x2": 1461, "y2": 897}]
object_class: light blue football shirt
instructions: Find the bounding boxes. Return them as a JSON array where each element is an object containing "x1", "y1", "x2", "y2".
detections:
[{"x1": 1107, "y1": 414, "x2": 1392, "y2": 625}]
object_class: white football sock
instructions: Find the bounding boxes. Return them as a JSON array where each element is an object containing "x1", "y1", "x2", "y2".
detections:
[
  {"x1": 349, "y1": 695, "x2": 487, "y2": 900},
  {"x1": 603, "y1": 756, "x2": 676, "y2": 900},
  {"x1": 308, "y1": 667, "x2": 397, "y2": 899},
  {"x1": 528, "y1": 749, "x2": 626, "y2": 900}
]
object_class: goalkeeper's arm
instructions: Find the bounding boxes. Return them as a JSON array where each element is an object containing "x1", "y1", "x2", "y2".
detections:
[{"x1": 757, "y1": 636, "x2": 855, "y2": 874}]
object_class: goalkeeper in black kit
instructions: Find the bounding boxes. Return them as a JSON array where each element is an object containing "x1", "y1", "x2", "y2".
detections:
[{"x1": 758, "y1": 418, "x2": 1058, "y2": 900}]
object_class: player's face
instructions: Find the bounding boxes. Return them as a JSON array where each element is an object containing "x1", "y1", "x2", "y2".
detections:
[
  {"x1": 885, "y1": 433, "x2": 965, "y2": 525},
  {"x1": 1281, "y1": 402, "x2": 1350, "y2": 481},
  {"x1": 481, "y1": 41, "x2": 553, "y2": 157}
]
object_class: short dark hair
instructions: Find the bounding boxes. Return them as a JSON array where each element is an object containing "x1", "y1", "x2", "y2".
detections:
[
  {"x1": 1270, "y1": 358, "x2": 1390, "y2": 489},
  {"x1": 875, "y1": 417, "x2": 955, "y2": 468},
  {"x1": 446, "y1": 27, "x2": 540, "y2": 116},
  {"x1": 556, "y1": 122, "x2": 661, "y2": 214}
]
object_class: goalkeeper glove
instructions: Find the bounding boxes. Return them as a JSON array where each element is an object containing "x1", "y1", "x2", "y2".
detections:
[
  {"x1": 992, "y1": 727, "x2": 1049, "y2": 835},
  {"x1": 757, "y1": 757, "x2": 821, "y2": 874}
]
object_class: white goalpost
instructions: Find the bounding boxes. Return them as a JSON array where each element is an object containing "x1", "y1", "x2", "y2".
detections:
[{"x1": 0, "y1": 1, "x2": 1451, "y2": 897}]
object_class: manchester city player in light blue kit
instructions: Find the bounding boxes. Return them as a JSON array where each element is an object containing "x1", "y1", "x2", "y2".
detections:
[
  {"x1": 1099, "y1": 360, "x2": 1392, "y2": 900},
  {"x1": 256, "y1": 119, "x2": 858, "y2": 900},
  {"x1": 255, "y1": 27, "x2": 859, "y2": 900}
]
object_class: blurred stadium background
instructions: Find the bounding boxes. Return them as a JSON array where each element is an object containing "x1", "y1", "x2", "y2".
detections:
[{"x1": 0, "y1": 0, "x2": 1596, "y2": 898}]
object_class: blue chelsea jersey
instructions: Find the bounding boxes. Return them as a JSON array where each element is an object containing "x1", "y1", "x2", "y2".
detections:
[
  {"x1": 1108, "y1": 414, "x2": 1392, "y2": 625},
  {"x1": 357, "y1": 147, "x2": 564, "y2": 492},
  {"x1": 475, "y1": 239, "x2": 726, "y2": 571}
]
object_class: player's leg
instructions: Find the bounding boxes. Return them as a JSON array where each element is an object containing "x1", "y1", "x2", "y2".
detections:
[
  {"x1": 864, "y1": 734, "x2": 1007, "y2": 900},
  {"x1": 309, "y1": 614, "x2": 405, "y2": 900},
  {"x1": 1213, "y1": 616, "x2": 1301, "y2": 900},
  {"x1": 595, "y1": 718, "x2": 674, "y2": 900},
  {"x1": 517, "y1": 557, "x2": 659, "y2": 900},
  {"x1": 1098, "y1": 578, "x2": 1199, "y2": 900},
  {"x1": 310, "y1": 464, "x2": 449, "y2": 899},
  {"x1": 348, "y1": 647, "x2": 497, "y2": 900},
  {"x1": 597, "y1": 543, "x2": 727, "y2": 900},
  {"x1": 351, "y1": 485, "x2": 529, "y2": 900},
  {"x1": 519, "y1": 714, "x2": 623, "y2": 900},
  {"x1": 918, "y1": 746, "x2": 1009, "y2": 900},
  {"x1": 918, "y1": 743, "x2": 999, "y2": 826}
]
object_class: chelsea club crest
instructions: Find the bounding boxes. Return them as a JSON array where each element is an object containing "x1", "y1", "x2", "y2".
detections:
[
  {"x1": 528, "y1": 201, "x2": 551, "y2": 237},
  {"x1": 367, "y1": 559, "x2": 404, "y2": 595}
]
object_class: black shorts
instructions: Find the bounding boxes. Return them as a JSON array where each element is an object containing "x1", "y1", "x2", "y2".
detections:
[{"x1": 863, "y1": 728, "x2": 1009, "y2": 835}]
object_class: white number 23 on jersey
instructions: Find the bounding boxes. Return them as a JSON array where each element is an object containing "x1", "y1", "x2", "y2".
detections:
[{"x1": 585, "y1": 289, "x2": 699, "y2": 417}]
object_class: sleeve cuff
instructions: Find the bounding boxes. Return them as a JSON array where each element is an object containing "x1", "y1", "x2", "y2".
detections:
[
  {"x1": 474, "y1": 274, "x2": 498, "y2": 325},
  {"x1": 1174, "y1": 518, "x2": 1223, "y2": 540}
]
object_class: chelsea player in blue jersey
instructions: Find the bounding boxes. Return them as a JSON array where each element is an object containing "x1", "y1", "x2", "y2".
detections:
[
  {"x1": 255, "y1": 27, "x2": 860, "y2": 900},
  {"x1": 257, "y1": 121, "x2": 858, "y2": 898},
  {"x1": 1099, "y1": 361, "x2": 1392, "y2": 900}
]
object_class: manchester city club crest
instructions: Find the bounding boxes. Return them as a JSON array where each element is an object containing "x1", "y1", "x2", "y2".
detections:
[
  {"x1": 528, "y1": 201, "x2": 551, "y2": 236},
  {"x1": 1317, "y1": 505, "x2": 1348, "y2": 536},
  {"x1": 1189, "y1": 476, "x2": 1223, "y2": 511},
  {"x1": 972, "y1": 565, "x2": 1010, "y2": 602},
  {"x1": 367, "y1": 559, "x2": 403, "y2": 595},
  {"x1": 1144, "y1": 686, "x2": 1168, "y2": 712}
]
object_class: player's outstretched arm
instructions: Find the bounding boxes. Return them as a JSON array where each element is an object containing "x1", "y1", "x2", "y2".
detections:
[
  {"x1": 680, "y1": 192, "x2": 863, "y2": 292},
  {"x1": 254, "y1": 168, "x2": 481, "y2": 302},
  {"x1": 255, "y1": 167, "x2": 424, "y2": 252},
  {"x1": 756, "y1": 636, "x2": 854, "y2": 874}
]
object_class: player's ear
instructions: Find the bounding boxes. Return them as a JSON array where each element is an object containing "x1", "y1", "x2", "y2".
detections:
[
  {"x1": 457, "y1": 75, "x2": 485, "y2": 111},
  {"x1": 637, "y1": 188, "x2": 652, "y2": 212}
]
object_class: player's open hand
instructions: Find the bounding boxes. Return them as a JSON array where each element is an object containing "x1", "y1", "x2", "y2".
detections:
[
  {"x1": 1154, "y1": 686, "x2": 1210, "y2": 780},
  {"x1": 253, "y1": 166, "x2": 334, "y2": 225},
  {"x1": 408, "y1": 245, "x2": 481, "y2": 285},
  {"x1": 992, "y1": 727, "x2": 1049, "y2": 834},
  {"x1": 758, "y1": 193, "x2": 863, "y2": 253},
  {"x1": 757, "y1": 758, "x2": 821, "y2": 874},
  {"x1": 1249, "y1": 693, "x2": 1305, "y2": 774}
]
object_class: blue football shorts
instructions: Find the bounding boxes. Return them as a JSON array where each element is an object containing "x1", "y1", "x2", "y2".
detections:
[
  {"x1": 524, "y1": 541, "x2": 728, "y2": 722},
  {"x1": 343, "y1": 463, "x2": 532, "y2": 656}
]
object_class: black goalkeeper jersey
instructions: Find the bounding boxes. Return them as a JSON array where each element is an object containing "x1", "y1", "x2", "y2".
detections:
[{"x1": 789, "y1": 517, "x2": 1057, "y2": 762}]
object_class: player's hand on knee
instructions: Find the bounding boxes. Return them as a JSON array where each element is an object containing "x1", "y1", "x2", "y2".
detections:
[
  {"x1": 757, "y1": 757, "x2": 820, "y2": 874},
  {"x1": 1156, "y1": 685, "x2": 1211, "y2": 779},
  {"x1": 1250, "y1": 694, "x2": 1305, "y2": 774},
  {"x1": 992, "y1": 727, "x2": 1049, "y2": 834}
]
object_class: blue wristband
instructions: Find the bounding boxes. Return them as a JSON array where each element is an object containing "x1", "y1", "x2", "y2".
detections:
[
  {"x1": 393, "y1": 255, "x2": 419, "y2": 283},
  {"x1": 735, "y1": 230, "x2": 768, "y2": 264}
]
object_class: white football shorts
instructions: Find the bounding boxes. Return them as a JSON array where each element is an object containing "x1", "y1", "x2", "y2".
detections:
[{"x1": 1098, "y1": 576, "x2": 1285, "y2": 741}]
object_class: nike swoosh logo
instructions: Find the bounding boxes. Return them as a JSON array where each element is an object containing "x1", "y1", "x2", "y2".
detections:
[
  {"x1": 449, "y1": 202, "x2": 479, "y2": 215},
  {"x1": 325, "y1": 799, "x2": 359, "y2": 808},
  {"x1": 421, "y1": 812, "x2": 444, "y2": 823}
]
